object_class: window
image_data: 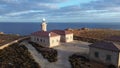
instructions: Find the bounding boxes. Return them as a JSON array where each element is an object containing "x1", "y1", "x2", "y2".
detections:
[
  {"x1": 94, "y1": 52, "x2": 99, "y2": 58},
  {"x1": 37, "y1": 38, "x2": 39, "y2": 41},
  {"x1": 106, "y1": 55, "x2": 111, "y2": 61},
  {"x1": 40, "y1": 39, "x2": 42, "y2": 42},
  {"x1": 56, "y1": 39, "x2": 59, "y2": 42}
]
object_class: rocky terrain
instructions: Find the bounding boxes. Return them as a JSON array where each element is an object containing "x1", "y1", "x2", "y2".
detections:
[
  {"x1": 0, "y1": 43, "x2": 40, "y2": 68},
  {"x1": 67, "y1": 28, "x2": 120, "y2": 43}
]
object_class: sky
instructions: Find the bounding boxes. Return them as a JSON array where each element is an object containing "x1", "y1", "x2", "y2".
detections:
[{"x1": 0, "y1": 0, "x2": 120, "y2": 22}]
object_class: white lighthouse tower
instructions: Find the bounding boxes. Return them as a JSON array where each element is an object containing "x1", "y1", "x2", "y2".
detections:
[{"x1": 41, "y1": 18, "x2": 47, "y2": 31}]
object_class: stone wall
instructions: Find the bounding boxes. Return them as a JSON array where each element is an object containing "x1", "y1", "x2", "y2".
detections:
[
  {"x1": 0, "y1": 37, "x2": 29, "y2": 50},
  {"x1": 74, "y1": 36, "x2": 104, "y2": 43}
]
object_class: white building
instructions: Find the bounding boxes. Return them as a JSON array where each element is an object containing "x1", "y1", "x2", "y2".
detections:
[
  {"x1": 31, "y1": 18, "x2": 73, "y2": 47},
  {"x1": 89, "y1": 41, "x2": 120, "y2": 68}
]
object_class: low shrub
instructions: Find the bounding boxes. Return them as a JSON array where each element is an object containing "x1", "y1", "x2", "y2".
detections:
[
  {"x1": 29, "y1": 41, "x2": 58, "y2": 62},
  {"x1": 0, "y1": 43, "x2": 40, "y2": 68},
  {"x1": 69, "y1": 54, "x2": 89, "y2": 68},
  {"x1": 108, "y1": 64, "x2": 116, "y2": 68}
]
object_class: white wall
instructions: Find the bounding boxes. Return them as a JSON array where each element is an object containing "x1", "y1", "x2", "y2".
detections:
[
  {"x1": 89, "y1": 47, "x2": 119, "y2": 67},
  {"x1": 30, "y1": 33, "x2": 73, "y2": 47},
  {"x1": 31, "y1": 35, "x2": 61, "y2": 47},
  {"x1": 118, "y1": 53, "x2": 120, "y2": 67},
  {"x1": 31, "y1": 36, "x2": 49, "y2": 47},
  {"x1": 49, "y1": 36, "x2": 60, "y2": 47},
  {"x1": 65, "y1": 34, "x2": 73, "y2": 42}
]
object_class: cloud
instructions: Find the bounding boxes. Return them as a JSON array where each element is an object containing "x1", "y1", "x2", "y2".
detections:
[
  {"x1": 37, "y1": 3, "x2": 58, "y2": 9},
  {"x1": 0, "y1": 0, "x2": 120, "y2": 22},
  {"x1": 0, "y1": 0, "x2": 61, "y2": 15},
  {"x1": 0, "y1": 0, "x2": 68, "y2": 4},
  {"x1": 58, "y1": 0, "x2": 120, "y2": 16},
  {"x1": 5, "y1": 10, "x2": 44, "y2": 16},
  {"x1": 82, "y1": 0, "x2": 120, "y2": 10}
]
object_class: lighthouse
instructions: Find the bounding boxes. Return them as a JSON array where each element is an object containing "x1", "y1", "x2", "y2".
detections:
[
  {"x1": 31, "y1": 18, "x2": 73, "y2": 47},
  {"x1": 41, "y1": 18, "x2": 47, "y2": 31}
]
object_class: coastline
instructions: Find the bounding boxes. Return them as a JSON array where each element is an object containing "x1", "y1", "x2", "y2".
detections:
[
  {"x1": 0, "y1": 23, "x2": 120, "y2": 35},
  {"x1": 0, "y1": 27, "x2": 120, "y2": 45}
]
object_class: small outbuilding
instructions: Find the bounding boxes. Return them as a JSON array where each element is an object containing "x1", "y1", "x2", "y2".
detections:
[{"x1": 89, "y1": 41, "x2": 120, "y2": 68}]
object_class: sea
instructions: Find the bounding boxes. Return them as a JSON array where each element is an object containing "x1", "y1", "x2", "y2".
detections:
[{"x1": 0, "y1": 22, "x2": 120, "y2": 35}]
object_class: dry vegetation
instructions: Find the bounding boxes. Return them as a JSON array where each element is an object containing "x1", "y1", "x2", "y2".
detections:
[
  {"x1": 0, "y1": 43, "x2": 40, "y2": 68},
  {"x1": 28, "y1": 41, "x2": 58, "y2": 62},
  {"x1": 69, "y1": 54, "x2": 108, "y2": 68},
  {"x1": 0, "y1": 34, "x2": 21, "y2": 46},
  {"x1": 68, "y1": 29, "x2": 120, "y2": 43}
]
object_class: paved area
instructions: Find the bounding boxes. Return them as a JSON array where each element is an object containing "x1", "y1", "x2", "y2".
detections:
[
  {"x1": 51, "y1": 41, "x2": 90, "y2": 68},
  {"x1": 24, "y1": 40, "x2": 90, "y2": 68}
]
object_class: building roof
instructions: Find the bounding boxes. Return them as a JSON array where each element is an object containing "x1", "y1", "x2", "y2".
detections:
[
  {"x1": 105, "y1": 36, "x2": 120, "y2": 42},
  {"x1": 31, "y1": 29, "x2": 72, "y2": 37},
  {"x1": 89, "y1": 41, "x2": 120, "y2": 52},
  {"x1": 51, "y1": 30, "x2": 72, "y2": 35},
  {"x1": 31, "y1": 31, "x2": 60, "y2": 37}
]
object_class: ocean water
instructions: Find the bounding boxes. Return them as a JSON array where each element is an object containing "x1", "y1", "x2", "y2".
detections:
[{"x1": 0, "y1": 22, "x2": 120, "y2": 35}]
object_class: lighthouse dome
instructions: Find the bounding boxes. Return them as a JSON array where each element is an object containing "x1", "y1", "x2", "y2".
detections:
[{"x1": 42, "y1": 18, "x2": 46, "y2": 22}]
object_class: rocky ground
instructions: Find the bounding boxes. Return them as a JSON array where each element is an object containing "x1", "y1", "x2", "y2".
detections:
[{"x1": 0, "y1": 42, "x2": 40, "y2": 68}]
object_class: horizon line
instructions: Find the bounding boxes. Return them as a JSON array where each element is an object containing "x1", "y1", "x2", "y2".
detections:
[{"x1": 0, "y1": 22, "x2": 120, "y2": 23}]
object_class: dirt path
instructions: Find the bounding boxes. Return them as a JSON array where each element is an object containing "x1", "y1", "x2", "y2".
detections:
[{"x1": 25, "y1": 42, "x2": 49, "y2": 68}]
